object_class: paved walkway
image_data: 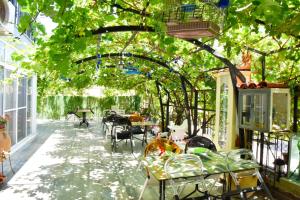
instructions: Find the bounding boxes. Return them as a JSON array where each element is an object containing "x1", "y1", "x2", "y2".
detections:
[
  {"x1": 0, "y1": 120, "x2": 281, "y2": 200},
  {"x1": 0, "y1": 120, "x2": 160, "y2": 200}
]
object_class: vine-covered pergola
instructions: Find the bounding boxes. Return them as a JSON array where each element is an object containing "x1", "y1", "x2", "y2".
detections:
[{"x1": 15, "y1": 0, "x2": 300, "y2": 137}]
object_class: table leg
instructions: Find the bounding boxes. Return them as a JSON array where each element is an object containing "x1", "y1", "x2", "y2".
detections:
[
  {"x1": 82, "y1": 112, "x2": 86, "y2": 123},
  {"x1": 142, "y1": 127, "x2": 148, "y2": 146},
  {"x1": 159, "y1": 180, "x2": 165, "y2": 200},
  {"x1": 80, "y1": 112, "x2": 89, "y2": 127}
]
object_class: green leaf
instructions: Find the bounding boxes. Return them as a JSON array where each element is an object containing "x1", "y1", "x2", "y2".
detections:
[
  {"x1": 104, "y1": 15, "x2": 116, "y2": 22},
  {"x1": 164, "y1": 37, "x2": 175, "y2": 45},
  {"x1": 252, "y1": 0, "x2": 261, "y2": 6},
  {"x1": 11, "y1": 52, "x2": 25, "y2": 62},
  {"x1": 18, "y1": 15, "x2": 32, "y2": 33}
]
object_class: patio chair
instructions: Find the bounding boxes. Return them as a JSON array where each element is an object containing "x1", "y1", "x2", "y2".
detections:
[
  {"x1": 223, "y1": 149, "x2": 274, "y2": 200},
  {"x1": 102, "y1": 111, "x2": 118, "y2": 139},
  {"x1": 184, "y1": 135, "x2": 217, "y2": 153},
  {"x1": 128, "y1": 113, "x2": 147, "y2": 145},
  {"x1": 66, "y1": 108, "x2": 80, "y2": 121},
  {"x1": 111, "y1": 116, "x2": 133, "y2": 153},
  {"x1": 164, "y1": 154, "x2": 207, "y2": 200},
  {"x1": 129, "y1": 125, "x2": 147, "y2": 145},
  {"x1": 184, "y1": 136, "x2": 223, "y2": 199},
  {"x1": 138, "y1": 138, "x2": 181, "y2": 200}
]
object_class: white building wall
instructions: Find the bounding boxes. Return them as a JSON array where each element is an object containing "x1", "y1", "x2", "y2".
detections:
[{"x1": 0, "y1": 0, "x2": 37, "y2": 151}]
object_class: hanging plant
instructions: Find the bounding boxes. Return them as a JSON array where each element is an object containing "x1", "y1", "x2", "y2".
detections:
[{"x1": 0, "y1": 116, "x2": 8, "y2": 129}]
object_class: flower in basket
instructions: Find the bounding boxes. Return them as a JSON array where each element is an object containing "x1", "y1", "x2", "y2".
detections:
[{"x1": 0, "y1": 115, "x2": 8, "y2": 129}]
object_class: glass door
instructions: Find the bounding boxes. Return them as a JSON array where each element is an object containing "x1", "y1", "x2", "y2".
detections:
[
  {"x1": 253, "y1": 93, "x2": 267, "y2": 130},
  {"x1": 241, "y1": 94, "x2": 252, "y2": 127},
  {"x1": 218, "y1": 78, "x2": 228, "y2": 149}
]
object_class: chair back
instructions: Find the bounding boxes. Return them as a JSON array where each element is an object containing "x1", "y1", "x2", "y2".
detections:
[
  {"x1": 129, "y1": 113, "x2": 144, "y2": 122},
  {"x1": 144, "y1": 138, "x2": 181, "y2": 157},
  {"x1": 113, "y1": 116, "x2": 131, "y2": 126},
  {"x1": 225, "y1": 149, "x2": 258, "y2": 197},
  {"x1": 164, "y1": 154, "x2": 204, "y2": 197},
  {"x1": 185, "y1": 135, "x2": 217, "y2": 153},
  {"x1": 164, "y1": 154, "x2": 203, "y2": 179},
  {"x1": 130, "y1": 126, "x2": 144, "y2": 135},
  {"x1": 102, "y1": 112, "x2": 118, "y2": 123},
  {"x1": 225, "y1": 149, "x2": 256, "y2": 171}
]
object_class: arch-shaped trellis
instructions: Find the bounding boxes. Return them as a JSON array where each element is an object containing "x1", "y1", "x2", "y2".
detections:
[{"x1": 76, "y1": 52, "x2": 204, "y2": 135}]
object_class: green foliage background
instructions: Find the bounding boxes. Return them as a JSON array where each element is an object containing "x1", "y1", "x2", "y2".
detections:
[{"x1": 37, "y1": 95, "x2": 141, "y2": 119}]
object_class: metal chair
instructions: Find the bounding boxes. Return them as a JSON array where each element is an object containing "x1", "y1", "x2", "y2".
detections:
[
  {"x1": 101, "y1": 111, "x2": 118, "y2": 139},
  {"x1": 111, "y1": 116, "x2": 133, "y2": 153},
  {"x1": 129, "y1": 125, "x2": 147, "y2": 145},
  {"x1": 184, "y1": 136, "x2": 223, "y2": 199},
  {"x1": 184, "y1": 135, "x2": 217, "y2": 153},
  {"x1": 223, "y1": 149, "x2": 274, "y2": 200},
  {"x1": 164, "y1": 154, "x2": 207, "y2": 200},
  {"x1": 66, "y1": 108, "x2": 80, "y2": 121},
  {"x1": 138, "y1": 138, "x2": 181, "y2": 200}
]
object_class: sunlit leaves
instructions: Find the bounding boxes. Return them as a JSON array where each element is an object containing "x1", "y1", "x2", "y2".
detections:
[{"x1": 15, "y1": 0, "x2": 300, "y2": 99}]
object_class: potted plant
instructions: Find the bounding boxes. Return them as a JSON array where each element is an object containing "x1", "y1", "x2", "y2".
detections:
[{"x1": 0, "y1": 116, "x2": 8, "y2": 129}]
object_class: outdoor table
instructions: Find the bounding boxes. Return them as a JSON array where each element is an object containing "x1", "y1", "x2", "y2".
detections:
[
  {"x1": 76, "y1": 109, "x2": 93, "y2": 127},
  {"x1": 131, "y1": 121, "x2": 157, "y2": 145},
  {"x1": 141, "y1": 149, "x2": 274, "y2": 200}
]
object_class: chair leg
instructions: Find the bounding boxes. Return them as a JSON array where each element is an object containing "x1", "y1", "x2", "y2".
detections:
[
  {"x1": 138, "y1": 176, "x2": 150, "y2": 200},
  {"x1": 130, "y1": 138, "x2": 133, "y2": 153},
  {"x1": 111, "y1": 137, "x2": 116, "y2": 152},
  {"x1": 182, "y1": 184, "x2": 200, "y2": 199}
]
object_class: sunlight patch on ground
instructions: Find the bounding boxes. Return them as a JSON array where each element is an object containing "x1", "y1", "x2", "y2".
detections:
[{"x1": 0, "y1": 121, "x2": 148, "y2": 199}]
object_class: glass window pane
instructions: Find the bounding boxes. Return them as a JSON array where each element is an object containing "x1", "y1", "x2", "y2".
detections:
[
  {"x1": 4, "y1": 70, "x2": 17, "y2": 110},
  {"x1": 5, "y1": 46, "x2": 14, "y2": 64},
  {"x1": 272, "y1": 93, "x2": 289, "y2": 130},
  {"x1": 18, "y1": 77, "x2": 27, "y2": 107},
  {"x1": 218, "y1": 80, "x2": 228, "y2": 149},
  {"x1": 241, "y1": 95, "x2": 252, "y2": 126},
  {"x1": 0, "y1": 41, "x2": 5, "y2": 62},
  {"x1": 27, "y1": 78, "x2": 32, "y2": 135},
  {"x1": 17, "y1": 108, "x2": 26, "y2": 142},
  {"x1": 253, "y1": 94, "x2": 267, "y2": 130},
  {"x1": 0, "y1": 66, "x2": 3, "y2": 115},
  {"x1": 5, "y1": 111, "x2": 16, "y2": 145}
]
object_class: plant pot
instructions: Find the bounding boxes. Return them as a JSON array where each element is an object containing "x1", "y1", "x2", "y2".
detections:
[{"x1": 0, "y1": 124, "x2": 5, "y2": 129}]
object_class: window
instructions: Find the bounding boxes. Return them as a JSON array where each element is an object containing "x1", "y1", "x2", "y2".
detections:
[
  {"x1": 3, "y1": 69, "x2": 33, "y2": 145},
  {"x1": 218, "y1": 77, "x2": 228, "y2": 149},
  {"x1": 27, "y1": 78, "x2": 32, "y2": 135},
  {"x1": 0, "y1": 66, "x2": 3, "y2": 115},
  {"x1": 18, "y1": 77, "x2": 27, "y2": 107},
  {"x1": 6, "y1": 110, "x2": 16, "y2": 145},
  {"x1": 17, "y1": 108, "x2": 26, "y2": 141},
  {"x1": 4, "y1": 69, "x2": 17, "y2": 110}
]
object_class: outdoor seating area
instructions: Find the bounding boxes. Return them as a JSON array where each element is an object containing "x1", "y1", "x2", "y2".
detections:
[
  {"x1": 0, "y1": 0, "x2": 299, "y2": 199},
  {"x1": 0, "y1": 120, "x2": 278, "y2": 199}
]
